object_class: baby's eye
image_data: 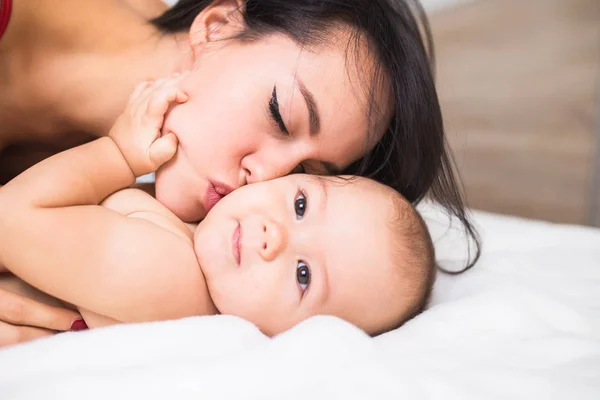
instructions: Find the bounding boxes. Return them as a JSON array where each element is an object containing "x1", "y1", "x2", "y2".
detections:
[
  {"x1": 296, "y1": 260, "x2": 311, "y2": 292},
  {"x1": 294, "y1": 191, "x2": 307, "y2": 220}
]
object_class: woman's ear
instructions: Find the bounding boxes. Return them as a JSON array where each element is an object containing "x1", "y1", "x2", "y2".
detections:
[{"x1": 188, "y1": 0, "x2": 245, "y2": 55}]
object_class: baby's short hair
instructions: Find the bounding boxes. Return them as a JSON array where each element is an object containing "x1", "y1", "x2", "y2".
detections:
[
  {"x1": 319, "y1": 176, "x2": 436, "y2": 336},
  {"x1": 382, "y1": 192, "x2": 436, "y2": 333}
]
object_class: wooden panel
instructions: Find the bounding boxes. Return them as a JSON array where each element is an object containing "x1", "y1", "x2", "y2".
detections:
[{"x1": 430, "y1": 0, "x2": 600, "y2": 225}]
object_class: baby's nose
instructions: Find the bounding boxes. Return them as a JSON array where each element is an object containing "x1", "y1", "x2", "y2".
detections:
[{"x1": 259, "y1": 219, "x2": 288, "y2": 262}]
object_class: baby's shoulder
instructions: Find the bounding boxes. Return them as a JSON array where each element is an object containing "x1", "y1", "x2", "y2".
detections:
[{"x1": 101, "y1": 188, "x2": 194, "y2": 245}]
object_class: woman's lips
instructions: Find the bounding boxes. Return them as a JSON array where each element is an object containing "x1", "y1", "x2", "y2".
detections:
[
  {"x1": 204, "y1": 181, "x2": 234, "y2": 213},
  {"x1": 204, "y1": 184, "x2": 223, "y2": 213},
  {"x1": 232, "y1": 222, "x2": 242, "y2": 266}
]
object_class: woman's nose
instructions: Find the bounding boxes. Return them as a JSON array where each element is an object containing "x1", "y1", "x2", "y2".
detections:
[
  {"x1": 242, "y1": 151, "x2": 304, "y2": 185},
  {"x1": 259, "y1": 219, "x2": 288, "y2": 262}
]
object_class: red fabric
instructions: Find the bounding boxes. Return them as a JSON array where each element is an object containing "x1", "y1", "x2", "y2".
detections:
[{"x1": 0, "y1": 0, "x2": 13, "y2": 42}]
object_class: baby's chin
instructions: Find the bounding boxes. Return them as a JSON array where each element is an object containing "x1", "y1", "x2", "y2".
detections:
[{"x1": 256, "y1": 314, "x2": 321, "y2": 337}]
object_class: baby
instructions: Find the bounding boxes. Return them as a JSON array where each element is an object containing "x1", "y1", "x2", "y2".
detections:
[{"x1": 0, "y1": 78, "x2": 435, "y2": 336}]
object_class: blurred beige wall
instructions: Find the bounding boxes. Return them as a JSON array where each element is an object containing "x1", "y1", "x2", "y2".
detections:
[{"x1": 430, "y1": 0, "x2": 600, "y2": 226}]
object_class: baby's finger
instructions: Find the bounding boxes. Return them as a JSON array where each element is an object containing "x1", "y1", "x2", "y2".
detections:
[
  {"x1": 147, "y1": 72, "x2": 188, "y2": 100},
  {"x1": 161, "y1": 81, "x2": 189, "y2": 104},
  {"x1": 175, "y1": 87, "x2": 189, "y2": 103},
  {"x1": 160, "y1": 72, "x2": 189, "y2": 95},
  {"x1": 171, "y1": 70, "x2": 190, "y2": 84},
  {"x1": 136, "y1": 78, "x2": 165, "y2": 103},
  {"x1": 149, "y1": 133, "x2": 178, "y2": 169},
  {"x1": 147, "y1": 86, "x2": 188, "y2": 118},
  {"x1": 129, "y1": 81, "x2": 152, "y2": 102},
  {"x1": 149, "y1": 78, "x2": 167, "y2": 92}
]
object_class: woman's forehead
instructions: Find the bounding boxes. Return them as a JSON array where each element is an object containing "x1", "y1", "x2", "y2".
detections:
[
  {"x1": 234, "y1": 31, "x2": 391, "y2": 148},
  {"x1": 258, "y1": 30, "x2": 389, "y2": 104},
  {"x1": 293, "y1": 50, "x2": 389, "y2": 156}
]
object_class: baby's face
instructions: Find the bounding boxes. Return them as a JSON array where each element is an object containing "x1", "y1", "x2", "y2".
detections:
[{"x1": 194, "y1": 175, "x2": 409, "y2": 335}]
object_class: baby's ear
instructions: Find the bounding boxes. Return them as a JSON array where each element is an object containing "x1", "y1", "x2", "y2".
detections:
[{"x1": 188, "y1": 0, "x2": 246, "y2": 54}]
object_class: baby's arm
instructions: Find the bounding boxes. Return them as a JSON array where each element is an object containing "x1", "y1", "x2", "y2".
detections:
[{"x1": 0, "y1": 78, "x2": 213, "y2": 324}]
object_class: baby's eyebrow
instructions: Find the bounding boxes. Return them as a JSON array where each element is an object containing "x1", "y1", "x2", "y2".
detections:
[{"x1": 313, "y1": 176, "x2": 328, "y2": 213}]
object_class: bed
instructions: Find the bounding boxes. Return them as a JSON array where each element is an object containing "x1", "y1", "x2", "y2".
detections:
[{"x1": 0, "y1": 204, "x2": 598, "y2": 399}]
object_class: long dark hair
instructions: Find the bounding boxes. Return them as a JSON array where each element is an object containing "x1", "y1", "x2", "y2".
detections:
[{"x1": 152, "y1": 0, "x2": 481, "y2": 272}]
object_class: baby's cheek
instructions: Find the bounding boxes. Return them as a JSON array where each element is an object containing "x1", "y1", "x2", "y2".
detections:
[
  {"x1": 208, "y1": 273, "x2": 261, "y2": 314},
  {"x1": 230, "y1": 277, "x2": 269, "y2": 312},
  {"x1": 228, "y1": 288, "x2": 278, "y2": 327},
  {"x1": 209, "y1": 267, "x2": 300, "y2": 333}
]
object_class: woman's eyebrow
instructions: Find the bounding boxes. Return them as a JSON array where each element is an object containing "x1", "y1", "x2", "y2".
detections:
[{"x1": 296, "y1": 78, "x2": 321, "y2": 136}]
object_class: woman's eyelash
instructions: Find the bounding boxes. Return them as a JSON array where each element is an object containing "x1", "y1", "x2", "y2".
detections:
[{"x1": 269, "y1": 85, "x2": 289, "y2": 136}]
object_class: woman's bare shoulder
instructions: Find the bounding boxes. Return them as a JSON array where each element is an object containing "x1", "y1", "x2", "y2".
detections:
[
  {"x1": 118, "y1": 0, "x2": 169, "y2": 19},
  {"x1": 5, "y1": 0, "x2": 164, "y2": 49}
]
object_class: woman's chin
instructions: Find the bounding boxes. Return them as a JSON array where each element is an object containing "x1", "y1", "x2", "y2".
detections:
[
  {"x1": 155, "y1": 176, "x2": 208, "y2": 223},
  {"x1": 160, "y1": 192, "x2": 206, "y2": 222}
]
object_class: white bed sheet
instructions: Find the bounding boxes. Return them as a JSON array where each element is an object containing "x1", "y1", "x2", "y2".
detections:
[{"x1": 0, "y1": 205, "x2": 598, "y2": 399}]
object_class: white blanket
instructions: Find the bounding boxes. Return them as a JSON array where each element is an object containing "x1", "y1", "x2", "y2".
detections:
[{"x1": 0, "y1": 206, "x2": 599, "y2": 399}]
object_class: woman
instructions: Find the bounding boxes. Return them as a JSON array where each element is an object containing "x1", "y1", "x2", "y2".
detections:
[{"x1": 0, "y1": 0, "x2": 479, "y2": 345}]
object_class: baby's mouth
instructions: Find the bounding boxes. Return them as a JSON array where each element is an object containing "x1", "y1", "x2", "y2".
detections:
[{"x1": 232, "y1": 222, "x2": 242, "y2": 266}]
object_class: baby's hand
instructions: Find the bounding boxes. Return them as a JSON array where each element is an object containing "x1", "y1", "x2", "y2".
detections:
[{"x1": 110, "y1": 75, "x2": 189, "y2": 177}]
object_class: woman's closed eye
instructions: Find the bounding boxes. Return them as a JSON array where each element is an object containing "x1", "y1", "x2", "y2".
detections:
[
  {"x1": 269, "y1": 85, "x2": 289, "y2": 136},
  {"x1": 291, "y1": 164, "x2": 306, "y2": 174},
  {"x1": 296, "y1": 260, "x2": 311, "y2": 293}
]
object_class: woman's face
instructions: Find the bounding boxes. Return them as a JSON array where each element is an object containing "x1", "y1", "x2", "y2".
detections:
[{"x1": 158, "y1": 30, "x2": 390, "y2": 222}]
